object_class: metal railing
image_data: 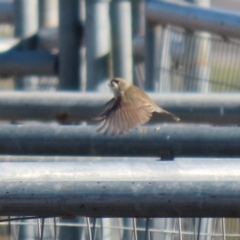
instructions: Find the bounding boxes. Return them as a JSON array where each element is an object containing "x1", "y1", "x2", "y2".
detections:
[
  {"x1": 0, "y1": 125, "x2": 238, "y2": 158},
  {"x1": 1, "y1": 0, "x2": 240, "y2": 92},
  {"x1": 146, "y1": 0, "x2": 240, "y2": 39},
  {"x1": 0, "y1": 1, "x2": 240, "y2": 239},
  {"x1": 0, "y1": 159, "x2": 239, "y2": 217},
  {"x1": 0, "y1": 92, "x2": 240, "y2": 124}
]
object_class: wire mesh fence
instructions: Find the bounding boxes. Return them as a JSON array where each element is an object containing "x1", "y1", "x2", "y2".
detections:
[
  {"x1": 170, "y1": 28, "x2": 240, "y2": 92},
  {"x1": 134, "y1": 27, "x2": 240, "y2": 93},
  {"x1": 1, "y1": 217, "x2": 240, "y2": 240}
]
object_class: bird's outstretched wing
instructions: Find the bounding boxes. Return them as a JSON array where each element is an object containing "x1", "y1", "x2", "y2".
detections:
[{"x1": 96, "y1": 94, "x2": 154, "y2": 136}]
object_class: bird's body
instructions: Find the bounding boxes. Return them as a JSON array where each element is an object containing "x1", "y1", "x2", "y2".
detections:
[{"x1": 96, "y1": 78, "x2": 180, "y2": 136}]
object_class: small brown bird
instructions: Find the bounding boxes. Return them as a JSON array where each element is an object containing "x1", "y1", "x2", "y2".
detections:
[{"x1": 96, "y1": 78, "x2": 180, "y2": 136}]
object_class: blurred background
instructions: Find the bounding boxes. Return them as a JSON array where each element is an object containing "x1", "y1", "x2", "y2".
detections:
[
  {"x1": 0, "y1": 0, "x2": 240, "y2": 239},
  {"x1": 1, "y1": 0, "x2": 240, "y2": 93}
]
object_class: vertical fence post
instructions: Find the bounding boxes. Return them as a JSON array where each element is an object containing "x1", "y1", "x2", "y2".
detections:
[
  {"x1": 145, "y1": 24, "x2": 158, "y2": 91},
  {"x1": 156, "y1": 25, "x2": 171, "y2": 92},
  {"x1": 184, "y1": 0, "x2": 211, "y2": 93},
  {"x1": 39, "y1": 0, "x2": 58, "y2": 28},
  {"x1": 132, "y1": 0, "x2": 145, "y2": 87},
  {"x1": 79, "y1": 0, "x2": 87, "y2": 91},
  {"x1": 110, "y1": 0, "x2": 133, "y2": 82},
  {"x1": 14, "y1": 0, "x2": 39, "y2": 40},
  {"x1": 145, "y1": 0, "x2": 172, "y2": 93},
  {"x1": 38, "y1": 0, "x2": 58, "y2": 91},
  {"x1": 59, "y1": 0, "x2": 81, "y2": 90},
  {"x1": 14, "y1": 0, "x2": 39, "y2": 89},
  {"x1": 131, "y1": 0, "x2": 145, "y2": 37},
  {"x1": 12, "y1": 0, "x2": 39, "y2": 210},
  {"x1": 184, "y1": 2, "x2": 212, "y2": 238},
  {"x1": 86, "y1": 0, "x2": 111, "y2": 91}
]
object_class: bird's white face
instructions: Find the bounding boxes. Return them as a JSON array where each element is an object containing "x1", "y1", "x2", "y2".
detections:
[
  {"x1": 108, "y1": 78, "x2": 132, "y2": 98},
  {"x1": 108, "y1": 79, "x2": 121, "y2": 98}
]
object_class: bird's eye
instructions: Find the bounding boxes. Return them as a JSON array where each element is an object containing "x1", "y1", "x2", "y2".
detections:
[{"x1": 112, "y1": 79, "x2": 119, "y2": 84}]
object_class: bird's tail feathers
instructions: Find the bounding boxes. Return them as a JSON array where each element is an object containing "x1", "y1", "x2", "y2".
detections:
[
  {"x1": 164, "y1": 110, "x2": 180, "y2": 122},
  {"x1": 157, "y1": 108, "x2": 180, "y2": 122}
]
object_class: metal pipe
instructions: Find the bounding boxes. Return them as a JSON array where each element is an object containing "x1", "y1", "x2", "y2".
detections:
[
  {"x1": 0, "y1": 159, "x2": 240, "y2": 217},
  {"x1": 14, "y1": 0, "x2": 39, "y2": 89},
  {"x1": 184, "y1": 0, "x2": 211, "y2": 93},
  {"x1": 131, "y1": 0, "x2": 145, "y2": 36},
  {"x1": 147, "y1": 0, "x2": 240, "y2": 39},
  {"x1": 131, "y1": 0, "x2": 145, "y2": 87},
  {"x1": 14, "y1": 0, "x2": 39, "y2": 43},
  {"x1": 58, "y1": 0, "x2": 81, "y2": 90},
  {"x1": 110, "y1": 0, "x2": 133, "y2": 82},
  {"x1": 85, "y1": 0, "x2": 111, "y2": 90},
  {"x1": 0, "y1": 1, "x2": 14, "y2": 23},
  {"x1": 0, "y1": 29, "x2": 58, "y2": 52},
  {"x1": 0, "y1": 38, "x2": 20, "y2": 52},
  {"x1": 0, "y1": 125, "x2": 239, "y2": 158},
  {"x1": 0, "y1": 51, "x2": 57, "y2": 76},
  {"x1": 0, "y1": 92, "x2": 238, "y2": 124},
  {"x1": 37, "y1": 27, "x2": 58, "y2": 51},
  {"x1": 145, "y1": 24, "x2": 156, "y2": 90},
  {"x1": 39, "y1": 0, "x2": 58, "y2": 28},
  {"x1": 0, "y1": 156, "x2": 155, "y2": 162},
  {"x1": 156, "y1": 25, "x2": 171, "y2": 92}
]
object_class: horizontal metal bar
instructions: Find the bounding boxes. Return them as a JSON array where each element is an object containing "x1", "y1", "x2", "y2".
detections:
[
  {"x1": 0, "y1": 28, "x2": 58, "y2": 53},
  {"x1": 37, "y1": 27, "x2": 58, "y2": 50},
  {"x1": 0, "y1": 125, "x2": 239, "y2": 158},
  {"x1": 0, "y1": 38, "x2": 21, "y2": 52},
  {"x1": 0, "y1": 156, "x2": 156, "y2": 162},
  {"x1": 0, "y1": 51, "x2": 57, "y2": 76},
  {"x1": 147, "y1": 0, "x2": 240, "y2": 39},
  {"x1": 0, "y1": 92, "x2": 239, "y2": 124},
  {"x1": 0, "y1": 2, "x2": 13, "y2": 23},
  {"x1": 0, "y1": 159, "x2": 240, "y2": 217}
]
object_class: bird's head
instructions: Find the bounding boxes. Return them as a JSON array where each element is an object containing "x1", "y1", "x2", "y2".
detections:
[{"x1": 108, "y1": 78, "x2": 132, "y2": 98}]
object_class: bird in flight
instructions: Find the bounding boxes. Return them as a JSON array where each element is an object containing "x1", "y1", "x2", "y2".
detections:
[{"x1": 95, "y1": 78, "x2": 180, "y2": 136}]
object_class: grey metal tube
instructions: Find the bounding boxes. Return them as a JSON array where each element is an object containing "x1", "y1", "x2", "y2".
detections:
[
  {"x1": 0, "y1": 125, "x2": 239, "y2": 158},
  {"x1": 59, "y1": 0, "x2": 80, "y2": 89},
  {"x1": 145, "y1": 24, "x2": 157, "y2": 90},
  {"x1": 14, "y1": 0, "x2": 39, "y2": 89},
  {"x1": 37, "y1": 27, "x2": 58, "y2": 51},
  {"x1": 184, "y1": 0, "x2": 211, "y2": 93},
  {"x1": 0, "y1": 92, "x2": 238, "y2": 124},
  {"x1": 0, "y1": 1, "x2": 13, "y2": 23},
  {"x1": 0, "y1": 51, "x2": 57, "y2": 76},
  {"x1": 0, "y1": 159, "x2": 240, "y2": 217},
  {"x1": 39, "y1": 0, "x2": 58, "y2": 28},
  {"x1": 111, "y1": 0, "x2": 133, "y2": 82},
  {"x1": 133, "y1": 35, "x2": 144, "y2": 61},
  {"x1": 14, "y1": 0, "x2": 38, "y2": 41},
  {"x1": 38, "y1": 1, "x2": 58, "y2": 50},
  {"x1": 0, "y1": 156, "x2": 155, "y2": 162},
  {"x1": 147, "y1": 0, "x2": 240, "y2": 39},
  {"x1": 86, "y1": 0, "x2": 111, "y2": 90},
  {"x1": 131, "y1": 0, "x2": 145, "y2": 36}
]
